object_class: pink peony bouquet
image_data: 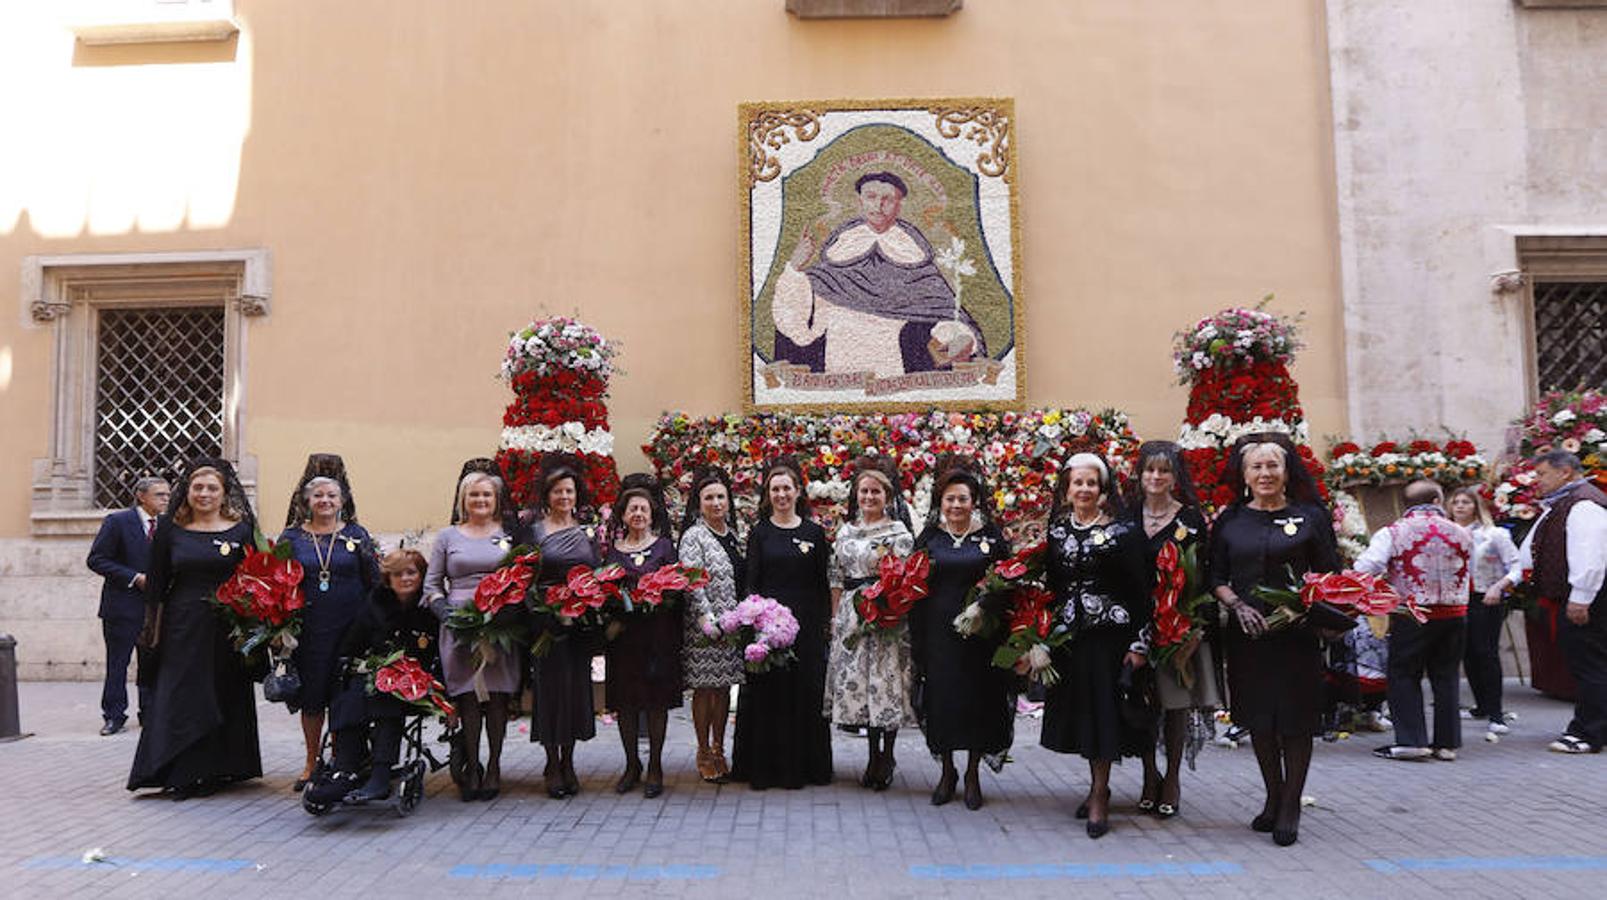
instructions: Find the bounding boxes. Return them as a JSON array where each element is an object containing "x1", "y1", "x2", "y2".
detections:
[{"x1": 700, "y1": 594, "x2": 800, "y2": 673}]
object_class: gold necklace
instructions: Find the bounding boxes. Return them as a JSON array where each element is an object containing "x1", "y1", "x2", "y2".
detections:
[{"x1": 306, "y1": 527, "x2": 337, "y2": 592}]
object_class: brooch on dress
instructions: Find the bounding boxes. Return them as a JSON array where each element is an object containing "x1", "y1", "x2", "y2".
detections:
[
  {"x1": 1090, "y1": 529, "x2": 1108, "y2": 546},
  {"x1": 213, "y1": 539, "x2": 237, "y2": 556},
  {"x1": 1173, "y1": 523, "x2": 1191, "y2": 542},
  {"x1": 629, "y1": 550, "x2": 649, "y2": 567},
  {"x1": 1273, "y1": 516, "x2": 1304, "y2": 537},
  {"x1": 344, "y1": 536, "x2": 359, "y2": 553},
  {"x1": 793, "y1": 538, "x2": 814, "y2": 555},
  {"x1": 493, "y1": 535, "x2": 512, "y2": 551},
  {"x1": 979, "y1": 538, "x2": 991, "y2": 555}
]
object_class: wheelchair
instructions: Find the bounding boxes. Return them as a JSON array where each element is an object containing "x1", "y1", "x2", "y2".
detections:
[{"x1": 301, "y1": 713, "x2": 453, "y2": 818}]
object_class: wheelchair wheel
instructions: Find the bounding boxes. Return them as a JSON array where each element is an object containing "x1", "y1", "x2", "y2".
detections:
[
  {"x1": 302, "y1": 794, "x2": 334, "y2": 816},
  {"x1": 396, "y1": 761, "x2": 426, "y2": 817}
]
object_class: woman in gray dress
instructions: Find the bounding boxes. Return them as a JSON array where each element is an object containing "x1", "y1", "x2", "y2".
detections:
[
  {"x1": 678, "y1": 467, "x2": 746, "y2": 782},
  {"x1": 424, "y1": 470, "x2": 522, "y2": 801}
]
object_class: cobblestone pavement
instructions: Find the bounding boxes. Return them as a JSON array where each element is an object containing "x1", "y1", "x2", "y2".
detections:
[{"x1": 2, "y1": 678, "x2": 1603, "y2": 899}]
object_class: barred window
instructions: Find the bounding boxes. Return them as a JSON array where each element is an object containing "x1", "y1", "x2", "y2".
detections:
[
  {"x1": 25, "y1": 250, "x2": 269, "y2": 535},
  {"x1": 93, "y1": 307, "x2": 226, "y2": 508},
  {"x1": 1533, "y1": 281, "x2": 1607, "y2": 394}
]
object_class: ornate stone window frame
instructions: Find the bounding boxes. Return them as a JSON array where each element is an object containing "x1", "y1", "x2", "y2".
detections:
[
  {"x1": 1489, "y1": 229, "x2": 1607, "y2": 404},
  {"x1": 22, "y1": 249, "x2": 269, "y2": 536}
]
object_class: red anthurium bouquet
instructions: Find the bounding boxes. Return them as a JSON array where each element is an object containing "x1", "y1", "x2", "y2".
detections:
[
  {"x1": 1146, "y1": 542, "x2": 1213, "y2": 688},
  {"x1": 627, "y1": 562, "x2": 710, "y2": 611},
  {"x1": 210, "y1": 531, "x2": 306, "y2": 659},
  {"x1": 530, "y1": 562, "x2": 626, "y2": 656},
  {"x1": 363, "y1": 650, "x2": 454, "y2": 718},
  {"x1": 953, "y1": 542, "x2": 1045, "y2": 638},
  {"x1": 846, "y1": 551, "x2": 931, "y2": 648},
  {"x1": 1254, "y1": 568, "x2": 1423, "y2": 634},
  {"x1": 991, "y1": 584, "x2": 1074, "y2": 686},
  {"x1": 444, "y1": 546, "x2": 540, "y2": 692}
]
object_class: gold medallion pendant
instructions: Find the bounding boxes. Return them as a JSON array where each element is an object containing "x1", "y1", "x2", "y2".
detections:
[
  {"x1": 1091, "y1": 529, "x2": 1107, "y2": 546},
  {"x1": 1283, "y1": 522, "x2": 1298, "y2": 536},
  {"x1": 1174, "y1": 523, "x2": 1189, "y2": 542}
]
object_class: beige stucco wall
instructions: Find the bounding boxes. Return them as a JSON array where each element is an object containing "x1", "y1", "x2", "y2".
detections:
[{"x1": 0, "y1": 1, "x2": 1344, "y2": 677}]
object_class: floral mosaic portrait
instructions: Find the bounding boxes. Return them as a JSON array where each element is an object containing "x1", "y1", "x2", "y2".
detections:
[{"x1": 742, "y1": 99, "x2": 1025, "y2": 411}]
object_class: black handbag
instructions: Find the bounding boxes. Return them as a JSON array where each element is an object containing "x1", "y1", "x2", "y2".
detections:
[{"x1": 262, "y1": 651, "x2": 303, "y2": 710}]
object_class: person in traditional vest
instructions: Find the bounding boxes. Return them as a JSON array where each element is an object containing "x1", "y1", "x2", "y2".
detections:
[
  {"x1": 1354, "y1": 480, "x2": 1473, "y2": 761},
  {"x1": 1492, "y1": 450, "x2": 1607, "y2": 754}
]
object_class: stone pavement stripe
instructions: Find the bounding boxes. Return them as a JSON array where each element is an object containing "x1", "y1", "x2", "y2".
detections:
[
  {"x1": 23, "y1": 856, "x2": 256, "y2": 872},
  {"x1": 1365, "y1": 855, "x2": 1607, "y2": 874},
  {"x1": 909, "y1": 860, "x2": 1244, "y2": 880},
  {"x1": 448, "y1": 863, "x2": 721, "y2": 880}
]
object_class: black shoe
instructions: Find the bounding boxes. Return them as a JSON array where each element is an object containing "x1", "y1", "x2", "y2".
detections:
[
  {"x1": 306, "y1": 771, "x2": 359, "y2": 806},
  {"x1": 873, "y1": 757, "x2": 897, "y2": 792},
  {"x1": 347, "y1": 769, "x2": 394, "y2": 804},
  {"x1": 1086, "y1": 818, "x2": 1109, "y2": 839},
  {"x1": 100, "y1": 718, "x2": 125, "y2": 736},
  {"x1": 643, "y1": 779, "x2": 664, "y2": 799},
  {"x1": 1075, "y1": 787, "x2": 1110, "y2": 820},
  {"x1": 931, "y1": 770, "x2": 958, "y2": 806},
  {"x1": 615, "y1": 765, "x2": 642, "y2": 795},
  {"x1": 963, "y1": 772, "x2": 983, "y2": 811},
  {"x1": 1251, "y1": 812, "x2": 1276, "y2": 833}
]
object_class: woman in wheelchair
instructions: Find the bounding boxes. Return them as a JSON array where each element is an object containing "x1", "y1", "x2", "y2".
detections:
[{"x1": 307, "y1": 548, "x2": 439, "y2": 805}]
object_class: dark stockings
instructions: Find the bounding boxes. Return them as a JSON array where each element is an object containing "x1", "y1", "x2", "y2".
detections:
[{"x1": 1249, "y1": 730, "x2": 1311, "y2": 845}]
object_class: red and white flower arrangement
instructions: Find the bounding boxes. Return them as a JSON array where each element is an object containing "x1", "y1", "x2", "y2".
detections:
[
  {"x1": 700, "y1": 594, "x2": 801, "y2": 673},
  {"x1": 644, "y1": 408, "x2": 1139, "y2": 543},
  {"x1": 1494, "y1": 389, "x2": 1607, "y2": 521},
  {"x1": 1325, "y1": 438, "x2": 1487, "y2": 489},
  {"x1": 1171, "y1": 300, "x2": 1327, "y2": 515},
  {"x1": 209, "y1": 532, "x2": 306, "y2": 659},
  {"x1": 496, "y1": 316, "x2": 622, "y2": 509}
]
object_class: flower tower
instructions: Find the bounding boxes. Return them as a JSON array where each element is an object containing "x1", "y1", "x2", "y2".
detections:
[
  {"x1": 1493, "y1": 389, "x2": 1607, "y2": 522},
  {"x1": 494, "y1": 317, "x2": 622, "y2": 510},
  {"x1": 1173, "y1": 303, "x2": 1326, "y2": 514}
]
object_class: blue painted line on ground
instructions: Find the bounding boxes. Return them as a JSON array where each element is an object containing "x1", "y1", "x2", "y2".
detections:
[
  {"x1": 23, "y1": 856, "x2": 255, "y2": 873},
  {"x1": 909, "y1": 861, "x2": 1243, "y2": 880},
  {"x1": 1365, "y1": 856, "x2": 1607, "y2": 874},
  {"x1": 448, "y1": 863, "x2": 720, "y2": 880}
]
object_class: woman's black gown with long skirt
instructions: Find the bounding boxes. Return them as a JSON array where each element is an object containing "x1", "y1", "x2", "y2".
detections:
[
  {"x1": 729, "y1": 518, "x2": 834, "y2": 789},
  {"x1": 128, "y1": 520, "x2": 262, "y2": 790},
  {"x1": 529, "y1": 523, "x2": 600, "y2": 745},
  {"x1": 910, "y1": 523, "x2": 1014, "y2": 759},
  {"x1": 1208, "y1": 502, "x2": 1342, "y2": 737}
]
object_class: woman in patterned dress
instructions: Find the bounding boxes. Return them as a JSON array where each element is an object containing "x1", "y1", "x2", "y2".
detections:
[
  {"x1": 678, "y1": 467, "x2": 746, "y2": 782},
  {"x1": 826, "y1": 460, "x2": 917, "y2": 791}
]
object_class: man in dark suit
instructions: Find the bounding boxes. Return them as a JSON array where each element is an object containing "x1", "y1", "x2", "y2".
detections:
[{"x1": 86, "y1": 476, "x2": 169, "y2": 735}]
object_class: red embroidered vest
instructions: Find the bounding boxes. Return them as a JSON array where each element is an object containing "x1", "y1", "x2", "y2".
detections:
[{"x1": 1384, "y1": 506, "x2": 1472, "y2": 609}]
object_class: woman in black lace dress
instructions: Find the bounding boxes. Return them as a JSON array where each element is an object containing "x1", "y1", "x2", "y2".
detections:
[{"x1": 1039, "y1": 453, "x2": 1150, "y2": 839}]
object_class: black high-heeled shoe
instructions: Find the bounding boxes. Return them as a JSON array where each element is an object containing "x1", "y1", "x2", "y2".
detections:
[
  {"x1": 873, "y1": 756, "x2": 897, "y2": 792},
  {"x1": 562, "y1": 761, "x2": 580, "y2": 797},
  {"x1": 458, "y1": 762, "x2": 483, "y2": 803},
  {"x1": 962, "y1": 771, "x2": 983, "y2": 811},
  {"x1": 643, "y1": 769, "x2": 664, "y2": 799},
  {"x1": 1086, "y1": 818, "x2": 1110, "y2": 839},
  {"x1": 931, "y1": 769, "x2": 958, "y2": 806},
  {"x1": 477, "y1": 763, "x2": 501, "y2": 802}
]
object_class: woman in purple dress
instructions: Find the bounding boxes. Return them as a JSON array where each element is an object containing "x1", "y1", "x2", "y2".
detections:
[
  {"x1": 603, "y1": 476, "x2": 682, "y2": 797},
  {"x1": 527, "y1": 463, "x2": 602, "y2": 798}
]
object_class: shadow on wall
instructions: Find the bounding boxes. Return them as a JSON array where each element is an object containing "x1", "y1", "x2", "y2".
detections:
[{"x1": 0, "y1": 8, "x2": 252, "y2": 239}]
